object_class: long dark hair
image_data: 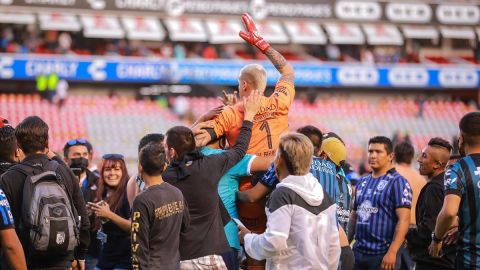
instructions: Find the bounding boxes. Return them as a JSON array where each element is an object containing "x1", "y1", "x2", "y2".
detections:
[{"x1": 94, "y1": 158, "x2": 129, "y2": 229}]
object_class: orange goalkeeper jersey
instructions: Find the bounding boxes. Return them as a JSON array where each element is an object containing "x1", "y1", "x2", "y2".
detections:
[{"x1": 212, "y1": 80, "x2": 295, "y2": 157}]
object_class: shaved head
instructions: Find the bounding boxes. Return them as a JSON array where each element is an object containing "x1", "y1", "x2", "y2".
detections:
[
  {"x1": 239, "y1": 64, "x2": 267, "y2": 97},
  {"x1": 428, "y1": 146, "x2": 450, "y2": 167},
  {"x1": 428, "y1": 137, "x2": 452, "y2": 166},
  {"x1": 417, "y1": 137, "x2": 452, "y2": 178}
]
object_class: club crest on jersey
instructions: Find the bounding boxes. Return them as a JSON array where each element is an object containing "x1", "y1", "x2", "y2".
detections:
[
  {"x1": 377, "y1": 180, "x2": 388, "y2": 191},
  {"x1": 357, "y1": 200, "x2": 378, "y2": 223}
]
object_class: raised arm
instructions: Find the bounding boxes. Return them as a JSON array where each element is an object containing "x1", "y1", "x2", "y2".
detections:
[
  {"x1": 239, "y1": 13, "x2": 294, "y2": 84},
  {"x1": 264, "y1": 48, "x2": 294, "y2": 84}
]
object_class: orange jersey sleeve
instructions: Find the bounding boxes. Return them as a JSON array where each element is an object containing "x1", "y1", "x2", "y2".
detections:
[
  {"x1": 211, "y1": 79, "x2": 295, "y2": 158},
  {"x1": 212, "y1": 105, "x2": 243, "y2": 146},
  {"x1": 271, "y1": 79, "x2": 295, "y2": 111}
]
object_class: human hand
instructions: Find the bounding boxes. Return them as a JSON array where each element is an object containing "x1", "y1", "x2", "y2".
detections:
[
  {"x1": 428, "y1": 240, "x2": 443, "y2": 258},
  {"x1": 218, "y1": 90, "x2": 238, "y2": 106},
  {"x1": 443, "y1": 226, "x2": 458, "y2": 245},
  {"x1": 88, "y1": 201, "x2": 112, "y2": 220},
  {"x1": 199, "y1": 105, "x2": 224, "y2": 121},
  {"x1": 192, "y1": 121, "x2": 214, "y2": 135},
  {"x1": 194, "y1": 128, "x2": 213, "y2": 147},
  {"x1": 381, "y1": 250, "x2": 397, "y2": 270},
  {"x1": 238, "y1": 13, "x2": 271, "y2": 53},
  {"x1": 238, "y1": 225, "x2": 251, "y2": 244},
  {"x1": 243, "y1": 90, "x2": 262, "y2": 121}
]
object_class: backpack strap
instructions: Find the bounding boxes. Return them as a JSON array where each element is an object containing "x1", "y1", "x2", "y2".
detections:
[
  {"x1": 10, "y1": 163, "x2": 36, "y2": 177},
  {"x1": 45, "y1": 160, "x2": 59, "y2": 172}
]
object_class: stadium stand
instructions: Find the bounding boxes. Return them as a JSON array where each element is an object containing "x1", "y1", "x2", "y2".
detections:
[
  {"x1": 0, "y1": 1, "x2": 479, "y2": 170},
  {"x1": 3, "y1": 92, "x2": 468, "y2": 171},
  {"x1": 0, "y1": 94, "x2": 181, "y2": 161}
]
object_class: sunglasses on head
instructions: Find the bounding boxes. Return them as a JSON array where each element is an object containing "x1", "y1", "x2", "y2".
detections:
[
  {"x1": 102, "y1": 153, "x2": 124, "y2": 160},
  {"x1": 67, "y1": 139, "x2": 87, "y2": 146}
]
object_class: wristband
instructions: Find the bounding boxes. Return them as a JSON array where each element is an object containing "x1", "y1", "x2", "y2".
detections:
[{"x1": 432, "y1": 232, "x2": 442, "y2": 243}]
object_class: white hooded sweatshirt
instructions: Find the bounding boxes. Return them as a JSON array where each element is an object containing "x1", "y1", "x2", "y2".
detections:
[{"x1": 244, "y1": 173, "x2": 340, "y2": 270}]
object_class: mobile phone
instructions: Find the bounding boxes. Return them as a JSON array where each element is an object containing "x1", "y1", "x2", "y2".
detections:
[{"x1": 232, "y1": 218, "x2": 246, "y2": 228}]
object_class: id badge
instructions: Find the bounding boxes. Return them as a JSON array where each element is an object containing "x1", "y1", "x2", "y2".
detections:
[{"x1": 97, "y1": 230, "x2": 107, "y2": 244}]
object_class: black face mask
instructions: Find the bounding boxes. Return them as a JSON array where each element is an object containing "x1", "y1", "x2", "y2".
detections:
[{"x1": 70, "y1": 157, "x2": 89, "y2": 174}]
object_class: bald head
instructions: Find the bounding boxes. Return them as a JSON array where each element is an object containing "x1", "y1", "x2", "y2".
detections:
[{"x1": 238, "y1": 64, "x2": 267, "y2": 97}]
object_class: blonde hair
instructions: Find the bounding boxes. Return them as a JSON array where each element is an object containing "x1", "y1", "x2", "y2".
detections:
[
  {"x1": 240, "y1": 64, "x2": 267, "y2": 92},
  {"x1": 278, "y1": 133, "x2": 314, "y2": 175}
]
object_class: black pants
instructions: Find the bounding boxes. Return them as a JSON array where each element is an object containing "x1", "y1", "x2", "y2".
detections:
[
  {"x1": 339, "y1": 246, "x2": 355, "y2": 270},
  {"x1": 416, "y1": 262, "x2": 453, "y2": 270}
]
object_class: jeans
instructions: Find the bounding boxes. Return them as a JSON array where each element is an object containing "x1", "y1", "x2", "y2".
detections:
[
  {"x1": 85, "y1": 255, "x2": 98, "y2": 270},
  {"x1": 397, "y1": 246, "x2": 414, "y2": 270},
  {"x1": 353, "y1": 250, "x2": 401, "y2": 270},
  {"x1": 221, "y1": 248, "x2": 239, "y2": 270}
]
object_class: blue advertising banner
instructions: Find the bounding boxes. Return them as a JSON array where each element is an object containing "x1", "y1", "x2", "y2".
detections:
[{"x1": 0, "y1": 54, "x2": 479, "y2": 88}]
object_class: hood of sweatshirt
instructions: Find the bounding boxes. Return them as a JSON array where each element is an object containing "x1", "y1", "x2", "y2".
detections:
[{"x1": 276, "y1": 173, "x2": 323, "y2": 206}]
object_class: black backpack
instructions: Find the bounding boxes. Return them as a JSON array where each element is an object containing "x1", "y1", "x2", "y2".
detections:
[{"x1": 13, "y1": 160, "x2": 79, "y2": 257}]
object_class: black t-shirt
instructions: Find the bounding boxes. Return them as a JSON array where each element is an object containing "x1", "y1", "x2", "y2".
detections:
[
  {"x1": 131, "y1": 182, "x2": 189, "y2": 270},
  {"x1": 162, "y1": 120, "x2": 252, "y2": 260},
  {"x1": 97, "y1": 193, "x2": 132, "y2": 269}
]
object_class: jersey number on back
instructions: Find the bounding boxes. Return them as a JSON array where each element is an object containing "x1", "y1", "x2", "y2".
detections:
[{"x1": 260, "y1": 121, "x2": 273, "y2": 149}]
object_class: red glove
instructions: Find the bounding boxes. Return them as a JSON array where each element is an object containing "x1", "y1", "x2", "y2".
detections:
[{"x1": 239, "y1": 13, "x2": 271, "y2": 53}]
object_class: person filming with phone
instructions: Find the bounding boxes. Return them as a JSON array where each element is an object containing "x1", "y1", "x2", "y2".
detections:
[{"x1": 63, "y1": 139, "x2": 101, "y2": 270}]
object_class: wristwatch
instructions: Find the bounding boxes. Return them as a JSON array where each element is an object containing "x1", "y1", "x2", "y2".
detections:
[{"x1": 431, "y1": 232, "x2": 442, "y2": 243}]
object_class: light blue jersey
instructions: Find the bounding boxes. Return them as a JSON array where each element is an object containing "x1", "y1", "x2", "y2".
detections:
[{"x1": 201, "y1": 147, "x2": 255, "y2": 250}]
